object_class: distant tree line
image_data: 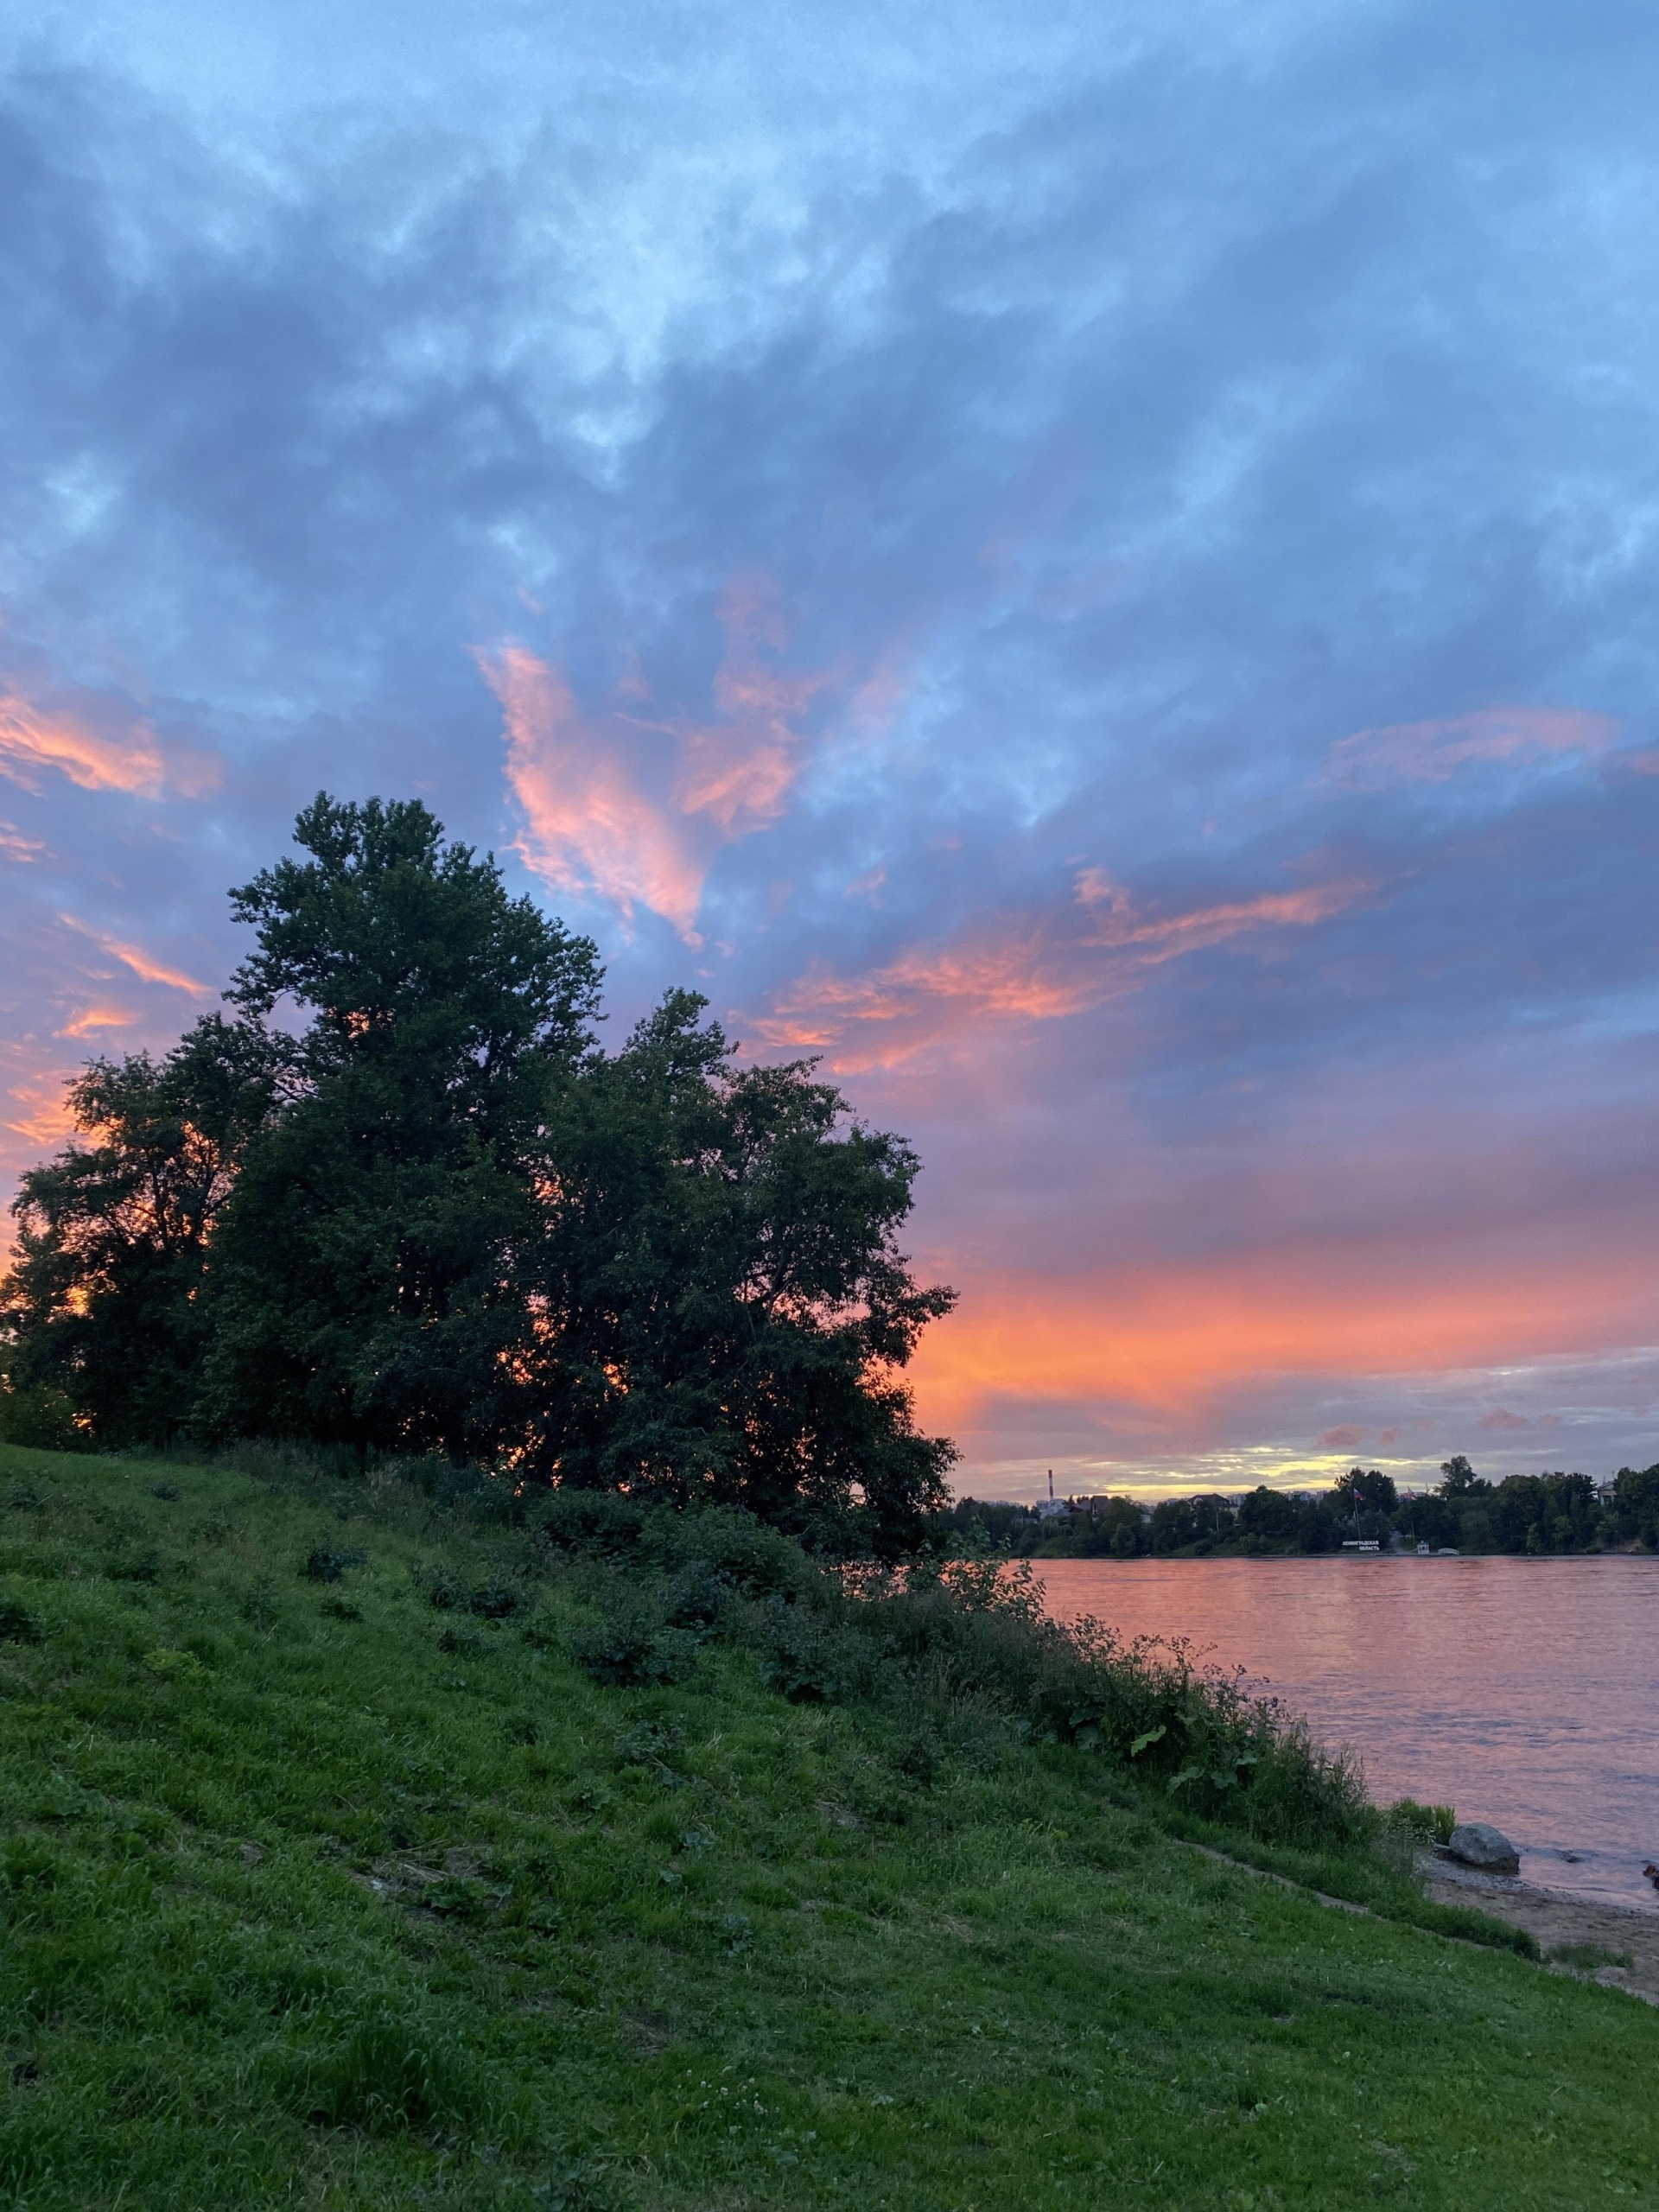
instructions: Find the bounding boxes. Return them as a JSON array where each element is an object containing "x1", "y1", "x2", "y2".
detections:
[
  {"x1": 938, "y1": 1453, "x2": 1659, "y2": 1558},
  {"x1": 0, "y1": 798, "x2": 957, "y2": 1553}
]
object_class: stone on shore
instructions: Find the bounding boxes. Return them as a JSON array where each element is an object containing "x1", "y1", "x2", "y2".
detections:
[{"x1": 1444, "y1": 1821, "x2": 1521, "y2": 1875}]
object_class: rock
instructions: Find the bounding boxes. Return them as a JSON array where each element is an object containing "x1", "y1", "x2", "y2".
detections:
[{"x1": 1443, "y1": 1822, "x2": 1521, "y2": 1875}]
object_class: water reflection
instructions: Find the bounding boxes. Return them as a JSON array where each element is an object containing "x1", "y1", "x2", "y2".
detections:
[{"x1": 1028, "y1": 1554, "x2": 1659, "y2": 1910}]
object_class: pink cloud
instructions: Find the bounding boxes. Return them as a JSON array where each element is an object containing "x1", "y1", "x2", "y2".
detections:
[
  {"x1": 1325, "y1": 705, "x2": 1617, "y2": 789},
  {"x1": 478, "y1": 574, "x2": 836, "y2": 939},
  {"x1": 55, "y1": 1006, "x2": 137, "y2": 1039},
  {"x1": 1477, "y1": 1406, "x2": 1529, "y2": 1431},
  {"x1": 55, "y1": 914, "x2": 213, "y2": 997},
  {"x1": 0, "y1": 821, "x2": 48, "y2": 861},
  {"x1": 477, "y1": 645, "x2": 707, "y2": 938},
  {"x1": 905, "y1": 1236, "x2": 1659, "y2": 1445},
  {"x1": 672, "y1": 575, "x2": 829, "y2": 834},
  {"x1": 3, "y1": 1071, "x2": 80, "y2": 1151},
  {"x1": 752, "y1": 872, "x2": 1373, "y2": 1069},
  {"x1": 0, "y1": 690, "x2": 220, "y2": 799},
  {"x1": 1318, "y1": 1425, "x2": 1365, "y2": 1449}
]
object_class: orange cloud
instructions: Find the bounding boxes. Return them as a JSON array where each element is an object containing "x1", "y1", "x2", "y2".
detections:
[
  {"x1": 480, "y1": 576, "x2": 833, "y2": 938},
  {"x1": 99, "y1": 937, "x2": 213, "y2": 995},
  {"x1": 54, "y1": 914, "x2": 214, "y2": 997},
  {"x1": 0, "y1": 694, "x2": 165, "y2": 793},
  {"x1": 906, "y1": 1242, "x2": 1659, "y2": 1440},
  {"x1": 752, "y1": 874, "x2": 1372, "y2": 1069},
  {"x1": 1325, "y1": 705, "x2": 1616, "y2": 787},
  {"x1": 672, "y1": 575, "x2": 829, "y2": 834},
  {"x1": 478, "y1": 646, "x2": 707, "y2": 938},
  {"x1": 3, "y1": 1075, "x2": 79, "y2": 1152},
  {"x1": 55, "y1": 1006, "x2": 137, "y2": 1039},
  {"x1": 0, "y1": 821, "x2": 48, "y2": 861},
  {"x1": 0, "y1": 691, "x2": 220, "y2": 798}
]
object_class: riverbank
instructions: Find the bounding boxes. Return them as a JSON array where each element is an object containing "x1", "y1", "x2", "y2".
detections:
[
  {"x1": 3, "y1": 1443, "x2": 1655, "y2": 2209},
  {"x1": 1028, "y1": 1552, "x2": 1659, "y2": 1912},
  {"x1": 1417, "y1": 1855, "x2": 1659, "y2": 2005}
]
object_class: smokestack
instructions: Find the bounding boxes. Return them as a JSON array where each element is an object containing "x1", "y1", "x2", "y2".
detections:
[{"x1": 1048, "y1": 1469, "x2": 1054, "y2": 1501}]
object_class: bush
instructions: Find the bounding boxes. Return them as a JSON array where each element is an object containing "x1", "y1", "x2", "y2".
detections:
[
  {"x1": 0, "y1": 1593, "x2": 45, "y2": 1644},
  {"x1": 536, "y1": 1491, "x2": 651, "y2": 1557},
  {"x1": 1385, "y1": 1796, "x2": 1457, "y2": 1846},
  {"x1": 0, "y1": 1382, "x2": 92, "y2": 1452},
  {"x1": 753, "y1": 1594, "x2": 864, "y2": 1702},
  {"x1": 303, "y1": 1544, "x2": 366, "y2": 1582},
  {"x1": 566, "y1": 1593, "x2": 704, "y2": 1688},
  {"x1": 392, "y1": 1472, "x2": 1386, "y2": 1858},
  {"x1": 299, "y1": 2007, "x2": 483, "y2": 2133}
]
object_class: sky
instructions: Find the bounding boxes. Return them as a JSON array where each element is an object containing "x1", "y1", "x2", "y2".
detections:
[{"x1": 2, "y1": 0, "x2": 1656, "y2": 1500}]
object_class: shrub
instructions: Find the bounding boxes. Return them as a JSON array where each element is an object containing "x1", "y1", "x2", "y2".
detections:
[
  {"x1": 0, "y1": 1382, "x2": 92, "y2": 1452},
  {"x1": 303, "y1": 1545, "x2": 366, "y2": 1582},
  {"x1": 467, "y1": 1580, "x2": 521, "y2": 1618},
  {"x1": 537, "y1": 1492, "x2": 651, "y2": 1557},
  {"x1": 567, "y1": 1596, "x2": 702, "y2": 1688},
  {"x1": 300, "y1": 2007, "x2": 482, "y2": 2133},
  {"x1": 754, "y1": 1595, "x2": 863, "y2": 1702},
  {"x1": 0, "y1": 1593, "x2": 44, "y2": 1644},
  {"x1": 1384, "y1": 1796, "x2": 1457, "y2": 1846}
]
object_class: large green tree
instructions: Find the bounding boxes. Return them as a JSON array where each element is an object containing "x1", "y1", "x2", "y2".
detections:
[
  {"x1": 1, "y1": 1016, "x2": 280, "y2": 1445},
  {"x1": 2, "y1": 796, "x2": 958, "y2": 1547},
  {"x1": 199, "y1": 794, "x2": 601, "y2": 1459},
  {"x1": 511, "y1": 990, "x2": 957, "y2": 1552}
]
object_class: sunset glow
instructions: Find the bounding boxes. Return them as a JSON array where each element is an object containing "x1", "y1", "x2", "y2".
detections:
[{"x1": 3, "y1": 1, "x2": 1656, "y2": 1498}]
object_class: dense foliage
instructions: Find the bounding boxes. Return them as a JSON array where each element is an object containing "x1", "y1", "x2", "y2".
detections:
[
  {"x1": 0, "y1": 798, "x2": 956, "y2": 1549},
  {"x1": 944, "y1": 1453, "x2": 1659, "y2": 1558}
]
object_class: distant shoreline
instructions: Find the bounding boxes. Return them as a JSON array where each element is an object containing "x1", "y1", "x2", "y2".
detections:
[{"x1": 1014, "y1": 1548, "x2": 1658, "y2": 1562}]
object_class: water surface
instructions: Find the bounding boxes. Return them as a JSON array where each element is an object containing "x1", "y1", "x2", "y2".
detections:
[{"x1": 1027, "y1": 1554, "x2": 1659, "y2": 1911}]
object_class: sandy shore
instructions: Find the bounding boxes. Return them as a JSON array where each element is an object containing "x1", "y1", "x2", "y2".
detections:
[{"x1": 1417, "y1": 1853, "x2": 1659, "y2": 2005}]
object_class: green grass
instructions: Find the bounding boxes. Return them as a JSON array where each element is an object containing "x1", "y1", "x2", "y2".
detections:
[
  {"x1": 1, "y1": 1444, "x2": 1655, "y2": 2210},
  {"x1": 1548, "y1": 1946, "x2": 1633, "y2": 1974}
]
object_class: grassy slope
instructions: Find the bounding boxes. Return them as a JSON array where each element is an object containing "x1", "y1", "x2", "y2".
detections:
[{"x1": 1, "y1": 1446, "x2": 1653, "y2": 2212}]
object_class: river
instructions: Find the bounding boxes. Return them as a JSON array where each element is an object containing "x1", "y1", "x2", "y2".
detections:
[{"x1": 1027, "y1": 1554, "x2": 1659, "y2": 1911}]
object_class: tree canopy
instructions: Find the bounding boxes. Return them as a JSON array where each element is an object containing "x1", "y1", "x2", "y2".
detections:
[{"x1": 1, "y1": 797, "x2": 956, "y2": 1550}]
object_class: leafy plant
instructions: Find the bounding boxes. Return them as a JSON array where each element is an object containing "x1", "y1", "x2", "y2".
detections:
[{"x1": 303, "y1": 1544, "x2": 366, "y2": 1582}]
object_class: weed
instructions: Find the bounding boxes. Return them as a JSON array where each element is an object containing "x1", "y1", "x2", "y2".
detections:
[
  {"x1": 303, "y1": 1544, "x2": 367, "y2": 1582},
  {"x1": 240, "y1": 1576, "x2": 277, "y2": 1630},
  {"x1": 0, "y1": 1592, "x2": 44, "y2": 1643},
  {"x1": 1549, "y1": 1943, "x2": 1632, "y2": 1972}
]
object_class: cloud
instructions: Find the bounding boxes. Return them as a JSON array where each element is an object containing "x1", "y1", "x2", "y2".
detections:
[
  {"x1": 0, "y1": 690, "x2": 220, "y2": 800},
  {"x1": 478, "y1": 645, "x2": 707, "y2": 938},
  {"x1": 479, "y1": 577, "x2": 833, "y2": 938},
  {"x1": 671, "y1": 574, "x2": 829, "y2": 834},
  {"x1": 99, "y1": 939, "x2": 213, "y2": 995},
  {"x1": 906, "y1": 1240, "x2": 1659, "y2": 1451},
  {"x1": 1318, "y1": 1425, "x2": 1365, "y2": 1449},
  {"x1": 1324, "y1": 707, "x2": 1618, "y2": 790},
  {"x1": 0, "y1": 821, "x2": 48, "y2": 861},
  {"x1": 752, "y1": 872, "x2": 1374, "y2": 1067},
  {"x1": 55, "y1": 1006, "x2": 137, "y2": 1039},
  {"x1": 1477, "y1": 1406, "x2": 1529, "y2": 1431},
  {"x1": 3, "y1": 5, "x2": 1659, "y2": 1490},
  {"x1": 54, "y1": 913, "x2": 215, "y2": 998},
  {"x1": 2, "y1": 1071, "x2": 80, "y2": 1151},
  {"x1": 0, "y1": 693, "x2": 167, "y2": 795}
]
